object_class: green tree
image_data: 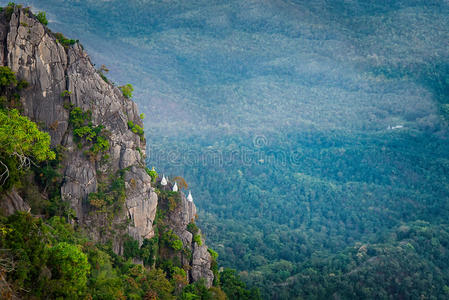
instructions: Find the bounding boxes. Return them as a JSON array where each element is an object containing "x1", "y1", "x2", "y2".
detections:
[
  {"x1": 220, "y1": 269, "x2": 261, "y2": 300},
  {"x1": 47, "y1": 242, "x2": 90, "y2": 298},
  {"x1": 0, "y1": 109, "x2": 55, "y2": 162},
  {"x1": 0, "y1": 109, "x2": 55, "y2": 189},
  {"x1": 0, "y1": 212, "x2": 50, "y2": 294},
  {"x1": 0, "y1": 66, "x2": 17, "y2": 90}
]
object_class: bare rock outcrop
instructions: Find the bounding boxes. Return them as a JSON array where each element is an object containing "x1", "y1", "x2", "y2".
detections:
[{"x1": 0, "y1": 189, "x2": 30, "y2": 216}]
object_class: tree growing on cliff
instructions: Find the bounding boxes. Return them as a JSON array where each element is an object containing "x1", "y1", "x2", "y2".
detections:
[{"x1": 0, "y1": 109, "x2": 55, "y2": 189}]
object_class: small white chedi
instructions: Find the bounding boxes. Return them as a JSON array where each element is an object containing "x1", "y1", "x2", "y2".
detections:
[
  {"x1": 187, "y1": 191, "x2": 193, "y2": 202},
  {"x1": 172, "y1": 182, "x2": 178, "y2": 192},
  {"x1": 161, "y1": 175, "x2": 167, "y2": 186}
]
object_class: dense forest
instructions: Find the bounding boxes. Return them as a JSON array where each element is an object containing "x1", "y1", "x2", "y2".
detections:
[
  {"x1": 151, "y1": 127, "x2": 449, "y2": 297},
  {"x1": 0, "y1": 210, "x2": 260, "y2": 299},
  {"x1": 0, "y1": 0, "x2": 448, "y2": 298}
]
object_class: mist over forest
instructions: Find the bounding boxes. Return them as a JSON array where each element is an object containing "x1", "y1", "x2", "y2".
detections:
[{"x1": 9, "y1": 0, "x2": 449, "y2": 298}]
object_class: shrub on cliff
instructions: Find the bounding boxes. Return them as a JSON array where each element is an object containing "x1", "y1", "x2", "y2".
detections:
[
  {"x1": 36, "y1": 11, "x2": 48, "y2": 25},
  {"x1": 120, "y1": 83, "x2": 134, "y2": 99}
]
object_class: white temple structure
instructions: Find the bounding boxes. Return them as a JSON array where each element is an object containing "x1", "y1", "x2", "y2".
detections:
[
  {"x1": 161, "y1": 175, "x2": 167, "y2": 186},
  {"x1": 187, "y1": 191, "x2": 193, "y2": 202},
  {"x1": 172, "y1": 182, "x2": 178, "y2": 192}
]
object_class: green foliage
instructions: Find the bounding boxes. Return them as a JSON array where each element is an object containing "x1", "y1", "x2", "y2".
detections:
[
  {"x1": 0, "y1": 212, "x2": 50, "y2": 294},
  {"x1": 141, "y1": 237, "x2": 158, "y2": 266},
  {"x1": 60, "y1": 90, "x2": 71, "y2": 97},
  {"x1": 36, "y1": 11, "x2": 48, "y2": 25},
  {"x1": 0, "y1": 193, "x2": 228, "y2": 299},
  {"x1": 140, "y1": 113, "x2": 145, "y2": 120},
  {"x1": 5, "y1": 2, "x2": 15, "y2": 20},
  {"x1": 208, "y1": 248, "x2": 218, "y2": 260},
  {"x1": 30, "y1": 146, "x2": 68, "y2": 217},
  {"x1": 16, "y1": 79, "x2": 29, "y2": 90},
  {"x1": 127, "y1": 120, "x2": 144, "y2": 140},
  {"x1": 182, "y1": 280, "x2": 227, "y2": 300},
  {"x1": 187, "y1": 222, "x2": 199, "y2": 235},
  {"x1": 144, "y1": 268, "x2": 176, "y2": 300},
  {"x1": 123, "y1": 235, "x2": 140, "y2": 260},
  {"x1": 69, "y1": 106, "x2": 91, "y2": 128},
  {"x1": 99, "y1": 72, "x2": 109, "y2": 83},
  {"x1": 0, "y1": 66, "x2": 28, "y2": 110},
  {"x1": 120, "y1": 83, "x2": 133, "y2": 99},
  {"x1": 88, "y1": 169, "x2": 126, "y2": 212},
  {"x1": 172, "y1": 266, "x2": 187, "y2": 279},
  {"x1": 0, "y1": 66, "x2": 17, "y2": 89},
  {"x1": 83, "y1": 244, "x2": 124, "y2": 299},
  {"x1": 172, "y1": 239, "x2": 183, "y2": 251},
  {"x1": 0, "y1": 109, "x2": 55, "y2": 189},
  {"x1": 97, "y1": 64, "x2": 110, "y2": 83},
  {"x1": 208, "y1": 248, "x2": 220, "y2": 286},
  {"x1": 90, "y1": 135, "x2": 110, "y2": 155},
  {"x1": 47, "y1": 242, "x2": 90, "y2": 298},
  {"x1": 220, "y1": 269, "x2": 261, "y2": 300},
  {"x1": 286, "y1": 222, "x2": 449, "y2": 299},
  {"x1": 193, "y1": 234, "x2": 202, "y2": 246},
  {"x1": 54, "y1": 32, "x2": 77, "y2": 47},
  {"x1": 161, "y1": 229, "x2": 183, "y2": 251},
  {"x1": 0, "y1": 213, "x2": 154, "y2": 298},
  {"x1": 67, "y1": 106, "x2": 110, "y2": 160},
  {"x1": 155, "y1": 129, "x2": 449, "y2": 298},
  {"x1": 157, "y1": 189, "x2": 182, "y2": 212},
  {"x1": 145, "y1": 167, "x2": 158, "y2": 182}
]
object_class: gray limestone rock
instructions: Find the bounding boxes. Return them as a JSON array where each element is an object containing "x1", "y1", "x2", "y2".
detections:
[
  {"x1": 192, "y1": 243, "x2": 214, "y2": 288},
  {"x1": 0, "y1": 189, "x2": 30, "y2": 216},
  {"x1": 0, "y1": 6, "x2": 214, "y2": 286},
  {"x1": 2, "y1": 7, "x2": 156, "y2": 247}
]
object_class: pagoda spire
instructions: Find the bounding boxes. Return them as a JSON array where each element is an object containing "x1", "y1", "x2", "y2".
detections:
[{"x1": 161, "y1": 175, "x2": 167, "y2": 186}]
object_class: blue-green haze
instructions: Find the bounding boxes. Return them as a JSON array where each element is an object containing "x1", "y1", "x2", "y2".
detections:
[{"x1": 6, "y1": 0, "x2": 449, "y2": 297}]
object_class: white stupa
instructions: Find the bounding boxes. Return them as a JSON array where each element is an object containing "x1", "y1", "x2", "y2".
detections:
[
  {"x1": 161, "y1": 175, "x2": 167, "y2": 186},
  {"x1": 172, "y1": 182, "x2": 178, "y2": 192},
  {"x1": 187, "y1": 191, "x2": 193, "y2": 202}
]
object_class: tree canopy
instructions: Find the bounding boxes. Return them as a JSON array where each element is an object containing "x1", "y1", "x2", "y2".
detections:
[{"x1": 0, "y1": 109, "x2": 55, "y2": 162}]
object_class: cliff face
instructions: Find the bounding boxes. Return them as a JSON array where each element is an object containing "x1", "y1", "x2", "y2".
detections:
[
  {"x1": 159, "y1": 183, "x2": 215, "y2": 287},
  {"x1": 0, "y1": 6, "x2": 213, "y2": 287},
  {"x1": 2, "y1": 6, "x2": 155, "y2": 251}
]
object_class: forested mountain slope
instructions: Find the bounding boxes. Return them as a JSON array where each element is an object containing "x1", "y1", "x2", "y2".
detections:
[
  {"x1": 0, "y1": 4, "x2": 258, "y2": 299},
  {"x1": 3, "y1": 0, "x2": 449, "y2": 298}
]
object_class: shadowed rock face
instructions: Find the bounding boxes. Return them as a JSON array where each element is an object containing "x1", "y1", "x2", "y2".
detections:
[{"x1": 0, "y1": 6, "x2": 213, "y2": 286}]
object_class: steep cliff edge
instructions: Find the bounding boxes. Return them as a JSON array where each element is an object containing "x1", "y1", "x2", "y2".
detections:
[{"x1": 0, "y1": 4, "x2": 214, "y2": 288}]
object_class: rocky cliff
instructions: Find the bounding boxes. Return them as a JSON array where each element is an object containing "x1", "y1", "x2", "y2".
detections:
[
  {"x1": 0, "y1": 5, "x2": 213, "y2": 287},
  {"x1": 157, "y1": 182, "x2": 215, "y2": 287}
]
